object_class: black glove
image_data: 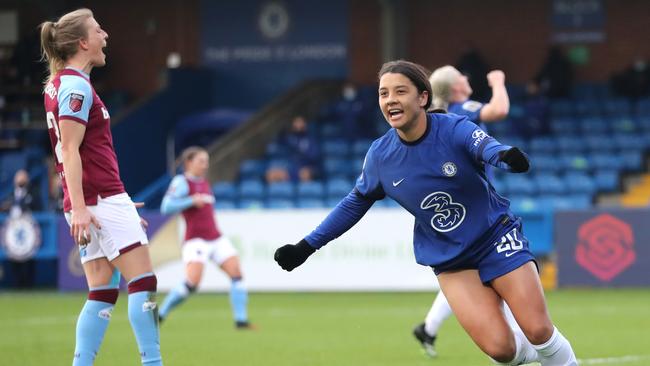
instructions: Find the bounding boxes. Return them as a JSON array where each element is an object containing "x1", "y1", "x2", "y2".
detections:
[
  {"x1": 274, "y1": 239, "x2": 316, "y2": 272},
  {"x1": 498, "y1": 147, "x2": 530, "y2": 173}
]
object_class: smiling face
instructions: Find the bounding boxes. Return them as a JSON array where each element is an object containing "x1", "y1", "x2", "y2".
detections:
[
  {"x1": 82, "y1": 17, "x2": 108, "y2": 67},
  {"x1": 378, "y1": 72, "x2": 429, "y2": 132}
]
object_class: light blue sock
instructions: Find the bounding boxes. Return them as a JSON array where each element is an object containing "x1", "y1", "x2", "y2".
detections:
[
  {"x1": 127, "y1": 274, "x2": 162, "y2": 366},
  {"x1": 73, "y1": 288, "x2": 118, "y2": 366},
  {"x1": 230, "y1": 278, "x2": 248, "y2": 323},
  {"x1": 159, "y1": 282, "x2": 193, "y2": 320}
]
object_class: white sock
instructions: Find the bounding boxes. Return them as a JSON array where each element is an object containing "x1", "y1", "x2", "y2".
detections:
[
  {"x1": 424, "y1": 291, "x2": 453, "y2": 337},
  {"x1": 533, "y1": 326, "x2": 578, "y2": 366}
]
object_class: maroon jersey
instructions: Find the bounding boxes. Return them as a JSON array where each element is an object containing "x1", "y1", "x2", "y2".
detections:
[
  {"x1": 182, "y1": 177, "x2": 221, "y2": 241},
  {"x1": 43, "y1": 68, "x2": 125, "y2": 211}
]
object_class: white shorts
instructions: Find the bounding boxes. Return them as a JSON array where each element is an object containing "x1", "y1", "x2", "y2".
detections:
[
  {"x1": 182, "y1": 236, "x2": 238, "y2": 266},
  {"x1": 65, "y1": 193, "x2": 149, "y2": 264}
]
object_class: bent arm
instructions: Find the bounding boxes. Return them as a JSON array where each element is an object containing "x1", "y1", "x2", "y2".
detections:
[{"x1": 59, "y1": 120, "x2": 86, "y2": 210}]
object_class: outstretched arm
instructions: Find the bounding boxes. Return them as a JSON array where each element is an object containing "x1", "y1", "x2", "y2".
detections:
[{"x1": 160, "y1": 176, "x2": 195, "y2": 215}]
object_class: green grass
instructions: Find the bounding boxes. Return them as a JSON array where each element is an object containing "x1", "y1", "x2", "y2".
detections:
[{"x1": 1, "y1": 289, "x2": 649, "y2": 365}]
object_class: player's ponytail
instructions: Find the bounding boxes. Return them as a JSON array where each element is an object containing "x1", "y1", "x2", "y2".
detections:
[
  {"x1": 39, "y1": 8, "x2": 93, "y2": 85},
  {"x1": 429, "y1": 65, "x2": 458, "y2": 111}
]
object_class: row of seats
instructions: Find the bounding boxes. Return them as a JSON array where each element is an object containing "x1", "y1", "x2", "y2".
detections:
[
  {"x1": 214, "y1": 179, "x2": 356, "y2": 202},
  {"x1": 492, "y1": 171, "x2": 619, "y2": 196},
  {"x1": 548, "y1": 98, "x2": 650, "y2": 118}
]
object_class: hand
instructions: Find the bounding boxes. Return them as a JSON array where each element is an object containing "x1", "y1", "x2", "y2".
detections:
[
  {"x1": 487, "y1": 70, "x2": 505, "y2": 87},
  {"x1": 274, "y1": 239, "x2": 316, "y2": 272},
  {"x1": 498, "y1": 147, "x2": 530, "y2": 173},
  {"x1": 70, "y1": 206, "x2": 101, "y2": 246},
  {"x1": 134, "y1": 202, "x2": 145, "y2": 208},
  {"x1": 191, "y1": 193, "x2": 206, "y2": 208}
]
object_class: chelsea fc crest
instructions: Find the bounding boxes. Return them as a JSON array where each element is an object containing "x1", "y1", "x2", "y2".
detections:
[
  {"x1": 1, "y1": 214, "x2": 42, "y2": 262},
  {"x1": 442, "y1": 162, "x2": 457, "y2": 177}
]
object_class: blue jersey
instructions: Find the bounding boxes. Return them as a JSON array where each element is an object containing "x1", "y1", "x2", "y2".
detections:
[
  {"x1": 448, "y1": 100, "x2": 485, "y2": 129},
  {"x1": 305, "y1": 113, "x2": 517, "y2": 267}
]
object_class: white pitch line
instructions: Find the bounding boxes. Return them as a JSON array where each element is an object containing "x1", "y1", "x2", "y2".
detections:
[{"x1": 578, "y1": 355, "x2": 650, "y2": 365}]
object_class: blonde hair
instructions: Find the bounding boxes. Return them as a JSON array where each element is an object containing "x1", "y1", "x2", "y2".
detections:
[
  {"x1": 39, "y1": 8, "x2": 94, "y2": 84},
  {"x1": 428, "y1": 65, "x2": 462, "y2": 111},
  {"x1": 180, "y1": 146, "x2": 208, "y2": 169}
]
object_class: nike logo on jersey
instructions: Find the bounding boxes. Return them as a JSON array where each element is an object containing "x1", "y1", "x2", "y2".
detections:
[
  {"x1": 392, "y1": 178, "x2": 405, "y2": 187},
  {"x1": 505, "y1": 250, "x2": 521, "y2": 258}
]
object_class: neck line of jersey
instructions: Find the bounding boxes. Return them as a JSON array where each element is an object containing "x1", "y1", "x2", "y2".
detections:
[
  {"x1": 184, "y1": 173, "x2": 204, "y2": 182},
  {"x1": 64, "y1": 66, "x2": 90, "y2": 80},
  {"x1": 398, "y1": 113, "x2": 431, "y2": 146}
]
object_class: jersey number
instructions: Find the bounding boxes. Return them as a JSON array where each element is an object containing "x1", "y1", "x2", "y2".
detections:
[
  {"x1": 495, "y1": 228, "x2": 524, "y2": 253},
  {"x1": 46, "y1": 111, "x2": 63, "y2": 164}
]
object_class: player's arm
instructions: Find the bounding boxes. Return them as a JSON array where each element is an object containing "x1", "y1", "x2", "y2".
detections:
[
  {"x1": 454, "y1": 116, "x2": 529, "y2": 173},
  {"x1": 479, "y1": 70, "x2": 510, "y2": 122},
  {"x1": 275, "y1": 146, "x2": 384, "y2": 272},
  {"x1": 160, "y1": 176, "x2": 198, "y2": 215},
  {"x1": 58, "y1": 76, "x2": 100, "y2": 245}
]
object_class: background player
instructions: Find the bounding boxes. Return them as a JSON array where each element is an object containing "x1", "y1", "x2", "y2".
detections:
[
  {"x1": 40, "y1": 8, "x2": 162, "y2": 365},
  {"x1": 158, "y1": 147, "x2": 252, "y2": 329},
  {"x1": 413, "y1": 64, "x2": 515, "y2": 357},
  {"x1": 274, "y1": 60, "x2": 577, "y2": 365}
]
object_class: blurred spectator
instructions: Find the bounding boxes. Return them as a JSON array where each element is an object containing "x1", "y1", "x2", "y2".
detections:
[
  {"x1": 610, "y1": 58, "x2": 650, "y2": 99},
  {"x1": 266, "y1": 116, "x2": 320, "y2": 183},
  {"x1": 533, "y1": 46, "x2": 573, "y2": 99},
  {"x1": 1, "y1": 169, "x2": 41, "y2": 217},
  {"x1": 336, "y1": 82, "x2": 373, "y2": 140},
  {"x1": 49, "y1": 173, "x2": 64, "y2": 212},
  {"x1": 519, "y1": 82, "x2": 550, "y2": 137},
  {"x1": 455, "y1": 44, "x2": 491, "y2": 102}
]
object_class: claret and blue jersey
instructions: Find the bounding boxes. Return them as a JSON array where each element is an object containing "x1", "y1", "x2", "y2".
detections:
[{"x1": 305, "y1": 112, "x2": 520, "y2": 267}]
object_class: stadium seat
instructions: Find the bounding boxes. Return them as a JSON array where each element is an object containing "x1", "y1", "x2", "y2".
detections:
[
  {"x1": 212, "y1": 182, "x2": 237, "y2": 200},
  {"x1": 575, "y1": 100, "x2": 603, "y2": 117},
  {"x1": 594, "y1": 170, "x2": 619, "y2": 191},
  {"x1": 620, "y1": 151, "x2": 643, "y2": 170},
  {"x1": 564, "y1": 173, "x2": 596, "y2": 194},
  {"x1": 529, "y1": 137, "x2": 557, "y2": 153},
  {"x1": 322, "y1": 139, "x2": 350, "y2": 157},
  {"x1": 266, "y1": 199, "x2": 295, "y2": 209},
  {"x1": 296, "y1": 198, "x2": 326, "y2": 209},
  {"x1": 499, "y1": 136, "x2": 527, "y2": 152},
  {"x1": 560, "y1": 154, "x2": 591, "y2": 171},
  {"x1": 549, "y1": 117, "x2": 579, "y2": 135},
  {"x1": 636, "y1": 98, "x2": 650, "y2": 117},
  {"x1": 238, "y1": 199, "x2": 264, "y2": 209},
  {"x1": 265, "y1": 142, "x2": 290, "y2": 158},
  {"x1": 534, "y1": 173, "x2": 568, "y2": 195},
  {"x1": 490, "y1": 178, "x2": 507, "y2": 195},
  {"x1": 267, "y1": 181, "x2": 295, "y2": 199},
  {"x1": 556, "y1": 135, "x2": 585, "y2": 153},
  {"x1": 551, "y1": 194, "x2": 592, "y2": 210},
  {"x1": 215, "y1": 199, "x2": 237, "y2": 210},
  {"x1": 323, "y1": 158, "x2": 354, "y2": 179},
  {"x1": 297, "y1": 181, "x2": 325, "y2": 199},
  {"x1": 320, "y1": 122, "x2": 343, "y2": 139},
  {"x1": 238, "y1": 180, "x2": 265, "y2": 200},
  {"x1": 239, "y1": 159, "x2": 266, "y2": 180},
  {"x1": 549, "y1": 99, "x2": 573, "y2": 117},
  {"x1": 352, "y1": 139, "x2": 373, "y2": 157},
  {"x1": 584, "y1": 135, "x2": 615, "y2": 153},
  {"x1": 589, "y1": 154, "x2": 624, "y2": 171},
  {"x1": 613, "y1": 134, "x2": 647, "y2": 151},
  {"x1": 529, "y1": 154, "x2": 560, "y2": 173},
  {"x1": 604, "y1": 98, "x2": 632, "y2": 117},
  {"x1": 504, "y1": 175, "x2": 536, "y2": 195},
  {"x1": 508, "y1": 196, "x2": 542, "y2": 214},
  {"x1": 580, "y1": 117, "x2": 608, "y2": 134},
  {"x1": 0, "y1": 151, "x2": 28, "y2": 184},
  {"x1": 611, "y1": 118, "x2": 637, "y2": 133},
  {"x1": 326, "y1": 178, "x2": 353, "y2": 199}
]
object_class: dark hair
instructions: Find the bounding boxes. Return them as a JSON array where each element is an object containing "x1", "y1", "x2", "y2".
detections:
[
  {"x1": 180, "y1": 146, "x2": 207, "y2": 167},
  {"x1": 378, "y1": 60, "x2": 432, "y2": 110}
]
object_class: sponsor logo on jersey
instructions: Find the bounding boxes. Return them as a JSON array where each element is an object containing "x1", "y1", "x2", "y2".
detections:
[
  {"x1": 45, "y1": 83, "x2": 57, "y2": 99},
  {"x1": 472, "y1": 129, "x2": 489, "y2": 147},
  {"x1": 462, "y1": 100, "x2": 483, "y2": 113},
  {"x1": 69, "y1": 91, "x2": 85, "y2": 113},
  {"x1": 442, "y1": 162, "x2": 457, "y2": 177},
  {"x1": 420, "y1": 191, "x2": 466, "y2": 232},
  {"x1": 101, "y1": 107, "x2": 110, "y2": 119}
]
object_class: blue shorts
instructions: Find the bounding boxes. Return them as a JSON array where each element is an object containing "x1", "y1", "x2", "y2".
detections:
[{"x1": 433, "y1": 216, "x2": 537, "y2": 283}]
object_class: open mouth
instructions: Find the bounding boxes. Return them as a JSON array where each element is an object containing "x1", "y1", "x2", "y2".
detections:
[{"x1": 388, "y1": 108, "x2": 404, "y2": 120}]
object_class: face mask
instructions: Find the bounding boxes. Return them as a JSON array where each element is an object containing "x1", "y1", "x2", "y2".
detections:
[{"x1": 343, "y1": 86, "x2": 357, "y2": 101}]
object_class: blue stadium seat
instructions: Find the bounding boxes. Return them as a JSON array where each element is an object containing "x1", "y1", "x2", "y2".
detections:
[
  {"x1": 551, "y1": 194, "x2": 592, "y2": 210},
  {"x1": 620, "y1": 151, "x2": 643, "y2": 170},
  {"x1": 575, "y1": 100, "x2": 603, "y2": 117},
  {"x1": 636, "y1": 98, "x2": 650, "y2": 117},
  {"x1": 323, "y1": 158, "x2": 351, "y2": 179},
  {"x1": 212, "y1": 182, "x2": 237, "y2": 200},
  {"x1": 613, "y1": 134, "x2": 647, "y2": 151},
  {"x1": 266, "y1": 199, "x2": 295, "y2": 209},
  {"x1": 556, "y1": 136, "x2": 585, "y2": 153},
  {"x1": 352, "y1": 139, "x2": 373, "y2": 157},
  {"x1": 611, "y1": 118, "x2": 637, "y2": 133},
  {"x1": 320, "y1": 122, "x2": 343, "y2": 138},
  {"x1": 580, "y1": 117, "x2": 608, "y2": 134},
  {"x1": 594, "y1": 170, "x2": 619, "y2": 191},
  {"x1": 636, "y1": 117, "x2": 650, "y2": 131},
  {"x1": 534, "y1": 173, "x2": 568, "y2": 195},
  {"x1": 322, "y1": 139, "x2": 350, "y2": 157},
  {"x1": 215, "y1": 200, "x2": 237, "y2": 210},
  {"x1": 267, "y1": 182, "x2": 295, "y2": 199},
  {"x1": 490, "y1": 178, "x2": 507, "y2": 195},
  {"x1": 326, "y1": 178, "x2": 353, "y2": 198},
  {"x1": 603, "y1": 98, "x2": 632, "y2": 117},
  {"x1": 589, "y1": 154, "x2": 625, "y2": 171},
  {"x1": 509, "y1": 196, "x2": 543, "y2": 214},
  {"x1": 296, "y1": 198, "x2": 326, "y2": 209},
  {"x1": 238, "y1": 199, "x2": 264, "y2": 209},
  {"x1": 239, "y1": 159, "x2": 266, "y2": 180},
  {"x1": 530, "y1": 154, "x2": 561, "y2": 173},
  {"x1": 238, "y1": 180, "x2": 265, "y2": 200},
  {"x1": 584, "y1": 135, "x2": 615, "y2": 152},
  {"x1": 326, "y1": 197, "x2": 342, "y2": 207},
  {"x1": 265, "y1": 142, "x2": 289, "y2": 158},
  {"x1": 549, "y1": 99, "x2": 573, "y2": 117},
  {"x1": 564, "y1": 173, "x2": 596, "y2": 194},
  {"x1": 529, "y1": 137, "x2": 557, "y2": 153},
  {"x1": 499, "y1": 136, "x2": 527, "y2": 152},
  {"x1": 297, "y1": 181, "x2": 325, "y2": 199},
  {"x1": 549, "y1": 118, "x2": 579, "y2": 135},
  {"x1": 560, "y1": 154, "x2": 591, "y2": 171},
  {"x1": 0, "y1": 151, "x2": 27, "y2": 183},
  {"x1": 504, "y1": 175, "x2": 536, "y2": 195}
]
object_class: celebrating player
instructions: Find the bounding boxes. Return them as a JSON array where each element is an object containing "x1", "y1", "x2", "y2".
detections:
[
  {"x1": 158, "y1": 147, "x2": 252, "y2": 329},
  {"x1": 41, "y1": 9, "x2": 162, "y2": 365},
  {"x1": 275, "y1": 60, "x2": 577, "y2": 365},
  {"x1": 413, "y1": 64, "x2": 514, "y2": 357}
]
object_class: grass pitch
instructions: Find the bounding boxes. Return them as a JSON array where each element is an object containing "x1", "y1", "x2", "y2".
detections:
[{"x1": 1, "y1": 289, "x2": 649, "y2": 365}]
